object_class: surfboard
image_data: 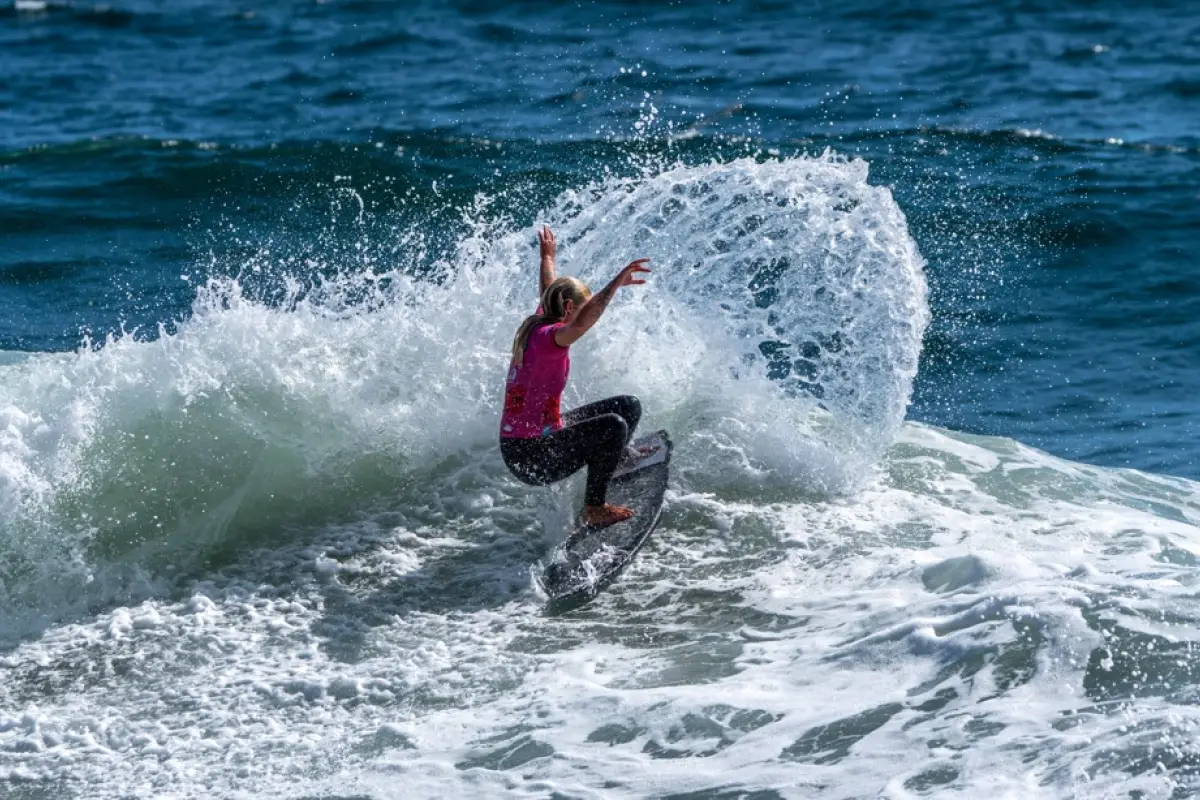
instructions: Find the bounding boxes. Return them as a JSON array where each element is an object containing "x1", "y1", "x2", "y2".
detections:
[{"x1": 537, "y1": 430, "x2": 672, "y2": 612}]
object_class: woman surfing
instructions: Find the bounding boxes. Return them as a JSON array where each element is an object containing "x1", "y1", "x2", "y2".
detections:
[{"x1": 500, "y1": 226, "x2": 651, "y2": 529}]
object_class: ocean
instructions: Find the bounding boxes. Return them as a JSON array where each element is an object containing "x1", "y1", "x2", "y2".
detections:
[{"x1": 2, "y1": 1, "x2": 1200, "y2": 797}]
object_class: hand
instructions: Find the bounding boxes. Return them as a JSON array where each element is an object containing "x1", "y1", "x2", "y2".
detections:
[
  {"x1": 615, "y1": 258, "x2": 651, "y2": 287},
  {"x1": 538, "y1": 225, "x2": 556, "y2": 262}
]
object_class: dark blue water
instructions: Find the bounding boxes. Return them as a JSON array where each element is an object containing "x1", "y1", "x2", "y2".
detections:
[{"x1": 3, "y1": 0, "x2": 1198, "y2": 481}]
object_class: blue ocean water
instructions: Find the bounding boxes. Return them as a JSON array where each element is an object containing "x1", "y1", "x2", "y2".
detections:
[{"x1": 2, "y1": 2, "x2": 1200, "y2": 798}]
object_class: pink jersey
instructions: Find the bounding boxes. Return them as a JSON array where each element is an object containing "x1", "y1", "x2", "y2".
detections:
[{"x1": 501, "y1": 322, "x2": 570, "y2": 438}]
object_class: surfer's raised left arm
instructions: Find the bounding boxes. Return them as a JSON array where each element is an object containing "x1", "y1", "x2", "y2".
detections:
[{"x1": 553, "y1": 258, "x2": 651, "y2": 348}]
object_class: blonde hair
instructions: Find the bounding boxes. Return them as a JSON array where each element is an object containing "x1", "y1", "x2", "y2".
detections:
[{"x1": 510, "y1": 277, "x2": 591, "y2": 366}]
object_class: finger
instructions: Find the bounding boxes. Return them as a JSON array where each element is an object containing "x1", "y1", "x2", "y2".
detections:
[
  {"x1": 629, "y1": 279, "x2": 646, "y2": 285},
  {"x1": 627, "y1": 258, "x2": 651, "y2": 266}
]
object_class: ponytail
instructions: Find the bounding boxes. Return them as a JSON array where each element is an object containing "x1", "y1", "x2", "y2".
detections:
[{"x1": 510, "y1": 277, "x2": 590, "y2": 366}]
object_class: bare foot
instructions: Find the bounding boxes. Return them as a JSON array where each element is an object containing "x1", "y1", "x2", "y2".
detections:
[
  {"x1": 582, "y1": 503, "x2": 634, "y2": 528},
  {"x1": 617, "y1": 443, "x2": 659, "y2": 471}
]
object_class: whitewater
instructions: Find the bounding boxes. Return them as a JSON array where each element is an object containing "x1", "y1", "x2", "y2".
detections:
[{"x1": 4, "y1": 154, "x2": 1200, "y2": 800}]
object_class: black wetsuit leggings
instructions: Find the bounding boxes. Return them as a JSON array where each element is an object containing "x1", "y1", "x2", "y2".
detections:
[{"x1": 500, "y1": 395, "x2": 642, "y2": 506}]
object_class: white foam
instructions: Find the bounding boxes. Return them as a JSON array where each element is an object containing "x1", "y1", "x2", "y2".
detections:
[{"x1": 2, "y1": 424, "x2": 1200, "y2": 797}]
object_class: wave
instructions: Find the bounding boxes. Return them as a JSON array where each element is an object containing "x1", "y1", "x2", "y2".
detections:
[
  {"x1": 4, "y1": 1, "x2": 136, "y2": 26},
  {"x1": 1, "y1": 126, "x2": 1188, "y2": 270},
  {"x1": 0, "y1": 153, "x2": 927, "y2": 632},
  {"x1": 4, "y1": 124, "x2": 1195, "y2": 168},
  {"x1": 3, "y1": 126, "x2": 1185, "y2": 256}
]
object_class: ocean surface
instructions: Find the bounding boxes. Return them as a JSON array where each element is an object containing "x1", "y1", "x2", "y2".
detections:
[{"x1": 2, "y1": 1, "x2": 1200, "y2": 797}]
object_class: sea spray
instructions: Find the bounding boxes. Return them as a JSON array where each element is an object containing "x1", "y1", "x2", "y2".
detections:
[
  {"x1": 0, "y1": 153, "x2": 927, "y2": 632},
  {"x1": 529, "y1": 154, "x2": 928, "y2": 491}
]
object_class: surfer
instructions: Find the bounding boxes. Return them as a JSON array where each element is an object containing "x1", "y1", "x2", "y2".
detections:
[{"x1": 500, "y1": 226, "x2": 651, "y2": 528}]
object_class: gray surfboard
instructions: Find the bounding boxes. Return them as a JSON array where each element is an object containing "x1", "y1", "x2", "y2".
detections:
[{"x1": 538, "y1": 430, "x2": 672, "y2": 612}]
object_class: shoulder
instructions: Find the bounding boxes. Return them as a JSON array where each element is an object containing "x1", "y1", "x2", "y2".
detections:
[{"x1": 533, "y1": 322, "x2": 569, "y2": 350}]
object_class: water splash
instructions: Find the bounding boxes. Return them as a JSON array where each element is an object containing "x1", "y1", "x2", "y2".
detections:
[
  {"x1": 531, "y1": 154, "x2": 928, "y2": 491},
  {"x1": 0, "y1": 153, "x2": 927, "y2": 627}
]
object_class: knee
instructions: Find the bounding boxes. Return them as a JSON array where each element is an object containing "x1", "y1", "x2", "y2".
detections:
[
  {"x1": 598, "y1": 413, "x2": 628, "y2": 447},
  {"x1": 620, "y1": 395, "x2": 642, "y2": 425}
]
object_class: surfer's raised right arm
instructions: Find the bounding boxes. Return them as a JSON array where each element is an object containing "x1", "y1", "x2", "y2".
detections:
[
  {"x1": 553, "y1": 259, "x2": 651, "y2": 348},
  {"x1": 538, "y1": 225, "x2": 557, "y2": 296}
]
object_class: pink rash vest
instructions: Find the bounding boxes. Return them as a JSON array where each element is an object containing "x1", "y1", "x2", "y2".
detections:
[{"x1": 501, "y1": 322, "x2": 570, "y2": 438}]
